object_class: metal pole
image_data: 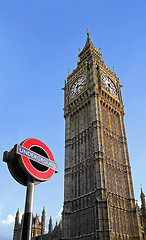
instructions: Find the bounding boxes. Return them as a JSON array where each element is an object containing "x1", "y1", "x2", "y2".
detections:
[{"x1": 21, "y1": 181, "x2": 34, "y2": 240}]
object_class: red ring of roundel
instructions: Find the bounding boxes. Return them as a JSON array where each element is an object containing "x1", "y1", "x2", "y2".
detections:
[{"x1": 21, "y1": 138, "x2": 55, "y2": 181}]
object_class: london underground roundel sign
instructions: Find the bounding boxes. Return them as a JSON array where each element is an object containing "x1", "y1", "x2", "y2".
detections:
[
  {"x1": 3, "y1": 138, "x2": 58, "y2": 186},
  {"x1": 18, "y1": 138, "x2": 58, "y2": 181}
]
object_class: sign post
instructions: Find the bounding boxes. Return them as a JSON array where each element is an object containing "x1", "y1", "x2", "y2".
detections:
[
  {"x1": 22, "y1": 181, "x2": 34, "y2": 240},
  {"x1": 3, "y1": 138, "x2": 58, "y2": 240}
]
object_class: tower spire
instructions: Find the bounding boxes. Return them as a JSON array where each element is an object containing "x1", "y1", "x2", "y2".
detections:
[{"x1": 78, "y1": 29, "x2": 101, "y2": 62}]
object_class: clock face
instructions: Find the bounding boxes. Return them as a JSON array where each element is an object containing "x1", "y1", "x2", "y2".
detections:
[
  {"x1": 69, "y1": 76, "x2": 86, "y2": 98},
  {"x1": 101, "y1": 74, "x2": 117, "y2": 96}
]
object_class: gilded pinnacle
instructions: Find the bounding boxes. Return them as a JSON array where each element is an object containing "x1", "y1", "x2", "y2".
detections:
[{"x1": 87, "y1": 28, "x2": 90, "y2": 36}]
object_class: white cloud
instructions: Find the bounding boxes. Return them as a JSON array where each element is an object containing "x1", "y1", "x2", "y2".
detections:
[
  {"x1": 57, "y1": 207, "x2": 63, "y2": 220},
  {"x1": 0, "y1": 214, "x2": 15, "y2": 240},
  {"x1": 1, "y1": 214, "x2": 15, "y2": 225},
  {"x1": 52, "y1": 208, "x2": 63, "y2": 226},
  {"x1": 137, "y1": 201, "x2": 141, "y2": 208}
]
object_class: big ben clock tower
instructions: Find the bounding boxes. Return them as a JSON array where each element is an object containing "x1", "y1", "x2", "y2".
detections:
[{"x1": 62, "y1": 31, "x2": 142, "y2": 240}]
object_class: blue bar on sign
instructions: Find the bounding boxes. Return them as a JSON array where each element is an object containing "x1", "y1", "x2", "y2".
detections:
[{"x1": 16, "y1": 145, "x2": 58, "y2": 172}]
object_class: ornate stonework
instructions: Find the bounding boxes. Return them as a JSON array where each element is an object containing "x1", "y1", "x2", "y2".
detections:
[{"x1": 13, "y1": 208, "x2": 62, "y2": 240}]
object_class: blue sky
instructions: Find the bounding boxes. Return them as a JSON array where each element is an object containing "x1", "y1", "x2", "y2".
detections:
[{"x1": 0, "y1": 1, "x2": 146, "y2": 239}]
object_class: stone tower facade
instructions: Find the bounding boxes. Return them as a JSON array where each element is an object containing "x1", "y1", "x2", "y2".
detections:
[{"x1": 62, "y1": 31, "x2": 144, "y2": 240}]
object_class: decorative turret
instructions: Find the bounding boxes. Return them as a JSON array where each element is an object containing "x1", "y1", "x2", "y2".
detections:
[
  {"x1": 48, "y1": 216, "x2": 53, "y2": 233},
  {"x1": 35, "y1": 214, "x2": 39, "y2": 225},
  {"x1": 15, "y1": 208, "x2": 20, "y2": 225},
  {"x1": 140, "y1": 187, "x2": 146, "y2": 238},
  {"x1": 140, "y1": 187, "x2": 146, "y2": 209},
  {"x1": 13, "y1": 209, "x2": 22, "y2": 240},
  {"x1": 41, "y1": 207, "x2": 45, "y2": 235},
  {"x1": 54, "y1": 220, "x2": 58, "y2": 230}
]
